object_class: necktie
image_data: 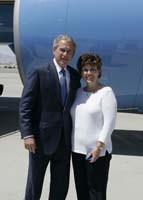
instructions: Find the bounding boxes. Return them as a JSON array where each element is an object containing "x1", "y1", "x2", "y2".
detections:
[{"x1": 59, "y1": 69, "x2": 67, "y2": 106}]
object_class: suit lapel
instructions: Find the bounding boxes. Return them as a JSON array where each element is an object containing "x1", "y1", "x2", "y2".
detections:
[
  {"x1": 47, "y1": 63, "x2": 77, "y2": 108},
  {"x1": 64, "y1": 66, "x2": 75, "y2": 108},
  {"x1": 48, "y1": 61, "x2": 62, "y2": 105}
]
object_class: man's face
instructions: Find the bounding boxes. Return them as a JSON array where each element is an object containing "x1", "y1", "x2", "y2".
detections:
[{"x1": 53, "y1": 40, "x2": 74, "y2": 68}]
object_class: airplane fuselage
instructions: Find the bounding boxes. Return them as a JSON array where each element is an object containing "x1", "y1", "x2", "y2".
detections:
[{"x1": 1, "y1": 0, "x2": 143, "y2": 110}]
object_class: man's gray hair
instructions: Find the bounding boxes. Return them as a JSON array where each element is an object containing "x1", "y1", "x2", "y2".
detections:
[{"x1": 53, "y1": 35, "x2": 76, "y2": 55}]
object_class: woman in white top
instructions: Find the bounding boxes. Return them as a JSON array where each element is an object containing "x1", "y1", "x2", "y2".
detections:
[{"x1": 70, "y1": 53, "x2": 117, "y2": 200}]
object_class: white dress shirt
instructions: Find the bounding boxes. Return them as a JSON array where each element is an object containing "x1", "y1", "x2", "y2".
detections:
[{"x1": 53, "y1": 58, "x2": 70, "y2": 92}]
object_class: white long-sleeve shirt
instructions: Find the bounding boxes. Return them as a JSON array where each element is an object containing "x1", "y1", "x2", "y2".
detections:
[{"x1": 70, "y1": 86, "x2": 117, "y2": 157}]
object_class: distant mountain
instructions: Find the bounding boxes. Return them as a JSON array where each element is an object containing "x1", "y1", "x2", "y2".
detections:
[{"x1": 0, "y1": 52, "x2": 16, "y2": 64}]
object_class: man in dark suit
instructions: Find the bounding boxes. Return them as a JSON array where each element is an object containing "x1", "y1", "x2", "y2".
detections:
[{"x1": 19, "y1": 35, "x2": 81, "y2": 200}]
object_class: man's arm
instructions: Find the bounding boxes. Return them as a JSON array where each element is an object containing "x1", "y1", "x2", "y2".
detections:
[{"x1": 19, "y1": 67, "x2": 39, "y2": 141}]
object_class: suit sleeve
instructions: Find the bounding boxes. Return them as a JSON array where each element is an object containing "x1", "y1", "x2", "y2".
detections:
[{"x1": 19, "y1": 68, "x2": 39, "y2": 138}]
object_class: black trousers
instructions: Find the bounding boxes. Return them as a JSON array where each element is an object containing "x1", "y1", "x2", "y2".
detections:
[
  {"x1": 25, "y1": 137, "x2": 70, "y2": 200},
  {"x1": 72, "y1": 152, "x2": 112, "y2": 200}
]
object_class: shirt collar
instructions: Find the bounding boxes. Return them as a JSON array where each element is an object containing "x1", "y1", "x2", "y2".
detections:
[{"x1": 53, "y1": 58, "x2": 68, "y2": 74}]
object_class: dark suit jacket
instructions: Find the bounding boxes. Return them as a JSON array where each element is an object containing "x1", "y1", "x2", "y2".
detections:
[{"x1": 19, "y1": 61, "x2": 81, "y2": 155}]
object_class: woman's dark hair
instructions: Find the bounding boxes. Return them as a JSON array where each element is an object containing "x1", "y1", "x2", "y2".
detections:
[{"x1": 77, "y1": 53, "x2": 102, "y2": 78}]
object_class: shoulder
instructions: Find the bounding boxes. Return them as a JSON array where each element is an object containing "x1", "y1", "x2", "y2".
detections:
[
  {"x1": 27, "y1": 63, "x2": 50, "y2": 75},
  {"x1": 36, "y1": 62, "x2": 50, "y2": 72},
  {"x1": 24, "y1": 63, "x2": 50, "y2": 84},
  {"x1": 67, "y1": 66, "x2": 81, "y2": 88},
  {"x1": 101, "y1": 86, "x2": 117, "y2": 104},
  {"x1": 67, "y1": 66, "x2": 80, "y2": 77},
  {"x1": 100, "y1": 86, "x2": 115, "y2": 94},
  {"x1": 98, "y1": 86, "x2": 116, "y2": 101}
]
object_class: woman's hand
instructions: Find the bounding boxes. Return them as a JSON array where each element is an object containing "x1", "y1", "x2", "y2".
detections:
[{"x1": 87, "y1": 142, "x2": 104, "y2": 163}]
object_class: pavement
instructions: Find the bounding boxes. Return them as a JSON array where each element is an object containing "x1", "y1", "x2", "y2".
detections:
[{"x1": 0, "y1": 70, "x2": 143, "y2": 200}]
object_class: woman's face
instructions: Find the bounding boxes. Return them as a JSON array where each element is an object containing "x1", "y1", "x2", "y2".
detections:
[{"x1": 81, "y1": 64, "x2": 99, "y2": 84}]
